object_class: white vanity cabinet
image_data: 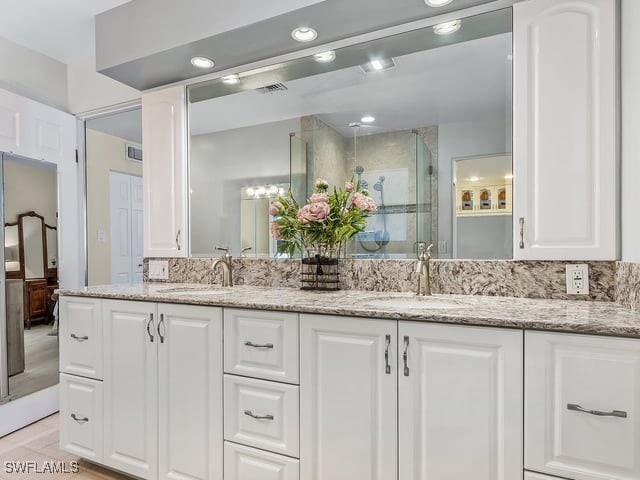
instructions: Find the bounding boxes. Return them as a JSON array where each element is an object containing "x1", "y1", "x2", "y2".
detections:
[
  {"x1": 300, "y1": 314, "x2": 398, "y2": 480},
  {"x1": 513, "y1": 0, "x2": 618, "y2": 260},
  {"x1": 142, "y1": 85, "x2": 188, "y2": 258},
  {"x1": 60, "y1": 298, "x2": 223, "y2": 480},
  {"x1": 398, "y1": 322, "x2": 523, "y2": 480},
  {"x1": 525, "y1": 332, "x2": 640, "y2": 480}
]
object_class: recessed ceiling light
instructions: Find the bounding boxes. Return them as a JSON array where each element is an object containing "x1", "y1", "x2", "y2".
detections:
[
  {"x1": 314, "y1": 51, "x2": 336, "y2": 63},
  {"x1": 433, "y1": 20, "x2": 462, "y2": 35},
  {"x1": 361, "y1": 116, "x2": 375, "y2": 123},
  {"x1": 360, "y1": 58, "x2": 396, "y2": 73},
  {"x1": 190, "y1": 56, "x2": 215, "y2": 69},
  {"x1": 469, "y1": 176, "x2": 480, "y2": 182},
  {"x1": 291, "y1": 26, "x2": 318, "y2": 42},
  {"x1": 221, "y1": 74, "x2": 240, "y2": 84},
  {"x1": 425, "y1": 0, "x2": 453, "y2": 6}
]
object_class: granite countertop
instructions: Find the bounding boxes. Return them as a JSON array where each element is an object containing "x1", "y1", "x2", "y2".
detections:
[{"x1": 58, "y1": 283, "x2": 640, "y2": 338}]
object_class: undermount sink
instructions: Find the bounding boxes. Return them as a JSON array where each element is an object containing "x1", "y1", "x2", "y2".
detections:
[
  {"x1": 364, "y1": 298, "x2": 461, "y2": 310},
  {"x1": 158, "y1": 286, "x2": 229, "y2": 296}
]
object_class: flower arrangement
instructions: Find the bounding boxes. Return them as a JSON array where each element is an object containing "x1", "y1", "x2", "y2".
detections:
[{"x1": 269, "y1": 178, "x2": 377, "y2": 258}]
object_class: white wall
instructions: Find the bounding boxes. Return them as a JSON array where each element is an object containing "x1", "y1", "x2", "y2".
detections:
[
  {"x1": 622, "y1": 0, "x2": 640, "y2": 261},
  {"x1": 67, "y1": 58, "x2": 140, "y2": 114},
  {"x1": 0, "y1": 36, "x2": 68, "y2": 111},
  {"x1": 3, "y1": 160, "x2": 57, "y2": 226},
  {"x1": 438, "y1": 117, "x2": 511, "y2": 258},
  {"x1": 190, "y1": 118, "x2": 299, "y2": 255}
]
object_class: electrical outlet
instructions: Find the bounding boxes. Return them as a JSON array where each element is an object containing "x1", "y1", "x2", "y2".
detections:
[
  {"x1": 438, "y1": 241, "x2": 448, "y2": 254},
  {"x1": 565, "y1": 264, "x2": 589, "y2": 295},
  {"x1": 148, "y1": 260, "x2": 169, "y2": 280}
]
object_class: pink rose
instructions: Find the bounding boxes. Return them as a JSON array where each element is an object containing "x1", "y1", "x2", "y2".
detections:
[
  {"x1": 345, "y1": 182, "x2": 355, "y2": 192},
  {"x1": 314, "y1": 178, "x2": 329, "y2": 190},
  {"x1": 297, "y1": 202, "x2": 330, "y2": 223},
  {"x1": 310, "y1": 193, "x2": 328, "y2": 203},
  {"x1": 352, "y1": 192, "x2": 377, "y2": 212},
  {"x1": 270, "y1": 222, "x2": 282, "y2": 239},
  {"x1": 269, "y1": 201, "x2": 283, "y2": 216}
]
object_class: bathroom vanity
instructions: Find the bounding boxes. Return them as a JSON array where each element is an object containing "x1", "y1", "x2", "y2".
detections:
[{"x1": 57, "y1": 284, "x2": 640, "y2": 480}]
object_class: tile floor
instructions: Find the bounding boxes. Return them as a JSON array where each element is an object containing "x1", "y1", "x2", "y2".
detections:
[{"x1": 0, "y1": 414, "x2": 129, "y2": 480}]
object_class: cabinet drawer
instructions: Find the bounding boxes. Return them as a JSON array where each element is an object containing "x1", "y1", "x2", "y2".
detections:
[
  {"x1": 224, "y1": 309, "x2": 299, "y2": 384},
  {"x1": 224, "y1": 375, "x2": 299, "y2": 457},
  {"x1": 59, "y1": 297, "x2": 103, "y2": 379},
  {"x1": 525, "y1": 473, "x2": 561, "y2": 480},
  {"x1": 525, "y1": 332, "x2": 640, "y2": 480},
  {"x1": 59, "y1": 373, "x2": 103, "y2": 462},
  {"x1": 224, "y1": 442, "x2": 299, "y2": 480}
]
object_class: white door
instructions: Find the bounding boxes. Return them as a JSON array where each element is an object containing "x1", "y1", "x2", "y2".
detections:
[
  {"x1": 142, "y1": 86, "x2": 187, "y2": 258},
  {"x1": 398, "y1": 322, "x2": 523, "y2": 480},
  {"x1": 300, "y1": 314, "x2": 397, "y2": 480},
  {"x1": 110, "y1": 172, "x2": 143, "y2": 284},
  {"x1": 525, "y1": 332, "x2": 640, "y2": 480},
  {"x1": 513, "y1": 0, "x2": 617, "y2": 260},
  {"x1": 103, "y1": 300, "x2": 157, "y2": 480},
  {"x1": 157, "y1": 303, "x2": 223, "y2": 480}
]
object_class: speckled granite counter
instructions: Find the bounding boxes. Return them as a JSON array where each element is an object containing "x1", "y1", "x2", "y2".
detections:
[{"x1": 58, "y1": 283, "x2": 640, "y2": 338}]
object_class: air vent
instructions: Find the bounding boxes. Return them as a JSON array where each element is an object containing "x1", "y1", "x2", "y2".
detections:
[
  {"x1": 126, "y1": 144, "x2": 143, "y2": 162},
  {"x1": 257, "y1": 83, "x2": 288, "y2": 94}
]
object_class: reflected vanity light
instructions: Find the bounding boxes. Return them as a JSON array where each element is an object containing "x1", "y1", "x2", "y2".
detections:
[
  {"x1": 360, "y1": 57, "x2": 396, "y2": 73},
  {"x1": 244, "y1": 185, "x2": 284, "y2": 199},
  {"x1": 469, "y1": 176, "x2": 480, "y2": 182},
  {"x1": 314, "y1": 51, "x2": 336, "y2": 63},
  {"x1": 221, "y1": 74, "x2": 240, "y2": 84},
  {"x1": 292, "y1": 26, "x2": 318, "y2": 42},
  {"x1": 433, "y1": 20, "x2": 462, "y2": 35},
  {"x1": 190, "y1": 56, "x2": 215, "y2": 69},
  {"x1": 504, "y1": 174, "x2": 513, "y2": 180},
  {"x1": 425, "y1": 0, "x2": 453, "y2": 5},
  {"x1": 361, "y1": 115, "x2": 375, "y2": 123}
]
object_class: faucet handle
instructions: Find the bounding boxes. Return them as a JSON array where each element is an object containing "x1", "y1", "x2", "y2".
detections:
[
  {"x1": 426, "y1": 244, "x2": 433, "y2": 258},
  {"x1": 240, "y1": 247, "x2": 252, "y2": 258},
  {"x1": 215, "y1": 246, "x2": 231, "y2": 258}
]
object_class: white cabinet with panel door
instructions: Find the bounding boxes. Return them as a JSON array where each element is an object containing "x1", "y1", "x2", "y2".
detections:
[
  {"x1": 102, "y1": 300, "x2": 223, "y2": 480},
  {"x1": 398, "y1": 322, "x2": 523, "y2": 480},
  {"x1": 526, "y1": 332, "x2": 640, "y2": 480},
  {"x1": 300, "y1": 314, "x2": 397, "y2": 480},
  {"x1": 513, "y1": 0, "x2": 618, "y2": 260},
  {"x1": 142, "y1": 85, "x2": 188, "y2": 257}
]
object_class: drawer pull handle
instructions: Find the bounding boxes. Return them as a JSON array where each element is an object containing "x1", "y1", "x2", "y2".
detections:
[
  {"x1": 70, "y1": 334, "x2": 89, "y2": 342},
  {"x1": 71, "y1": 413, "x2": 89, "y2": 423},
  {"x1": 384, "y1": 334, "x2": 391, "y2": 375},
  {"x1": 157, "y1": 314, "x2": 166, "y2": 344},
  {"x1": 244, "y1": 410, "x2": 274, "y2": 421},
  {"x1": 244, "y1": 341, "x2": 274, "y2": 349},
  {"x1": 567, "y1": 403, "x2": 627, "y2": 418},
  {"x1": 147, "y1": 314, "x2": 155, "y2": 343}
]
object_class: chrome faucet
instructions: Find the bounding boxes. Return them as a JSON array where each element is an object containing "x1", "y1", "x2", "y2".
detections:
[
  {"x1": 415, "y1": 242, "x2": 433, "y2": 296},
  {"x1": 212, "y1": 246, "x2": 233, "y2": 287}
]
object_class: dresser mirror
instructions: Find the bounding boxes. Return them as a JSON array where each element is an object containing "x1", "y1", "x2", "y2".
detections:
[
  {"x1": 1, "y1": 153, "x2": 59, "y2": 402},
  {"x1": 188, "y1": 8, "x2": 512, "y2": 259}
]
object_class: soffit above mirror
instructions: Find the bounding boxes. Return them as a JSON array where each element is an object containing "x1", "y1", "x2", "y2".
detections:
[{"x1": 96, "y1": 0, "x2": 507, "y2": 90}]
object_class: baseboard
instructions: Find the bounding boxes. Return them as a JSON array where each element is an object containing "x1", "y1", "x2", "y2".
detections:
[{"x1": 0, "y1": 384, "x2": 59, "y2": 437}]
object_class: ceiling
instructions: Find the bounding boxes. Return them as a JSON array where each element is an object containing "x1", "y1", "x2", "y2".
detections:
[
  {"x1": 190, "y1": 33, "x2": 512, "y2": 137},
  {"x1": 86, "y1": 108, "x2": 142, "y2": 144},
  {"x1": 0, "y1": 0, "x2": 131, "y2": 64}
]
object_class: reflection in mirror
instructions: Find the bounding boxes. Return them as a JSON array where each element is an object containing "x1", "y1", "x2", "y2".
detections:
[
  {"x1": 85, "y1": 108, "x2": 143, "y2": 285},
  {"x1": 2, "y1": 154, "x2": 59, "y2": 401},
  {"x1": 188, "y1": 8, "x2": 512, "y2": 259},
  {"x1": 46, "y1": 225, "x2": 57, "y2": 270}
]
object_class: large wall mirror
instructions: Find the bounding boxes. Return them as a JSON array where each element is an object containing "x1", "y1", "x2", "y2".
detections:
[{"x1": 188, "y1": 8, "x2": 512, "y2": 259}]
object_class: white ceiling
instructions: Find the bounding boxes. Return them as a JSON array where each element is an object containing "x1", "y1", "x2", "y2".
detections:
[
  {"x1": 0, "y1": 0, "x2": 131, "y2": 64},
  {"x1": 190, "y1": 33, "x2": 512, "y2": 137},
  {"x1": 86, "y1": 108, "x2": 142, "y2": 144}
]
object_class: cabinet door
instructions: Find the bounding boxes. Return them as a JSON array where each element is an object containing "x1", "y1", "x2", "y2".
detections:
[
  {"x1": 513, "y1": 0, "x2": 617, "y2": 260},
  {"x1": 224, "y1": 442, "x2": 299, "y2": 480},
  {"x1": 142, "y1": 85, "x2": 187, "y2": 258},
  {"x1": 398, "y1": 322, "x2": 523, "y2": 480},
  {"x1": 103, "y1": 300, "x2": 157, "y2": 479},
  {"x1": 157, "y1": 303, "x2": 223, "y2": 480},
  {"x1": 526, "y1": 332, "x2": 640, "y2": 480},
  {"x1": 300, "y1": 314, "x2": 397, "y2": 480}
]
